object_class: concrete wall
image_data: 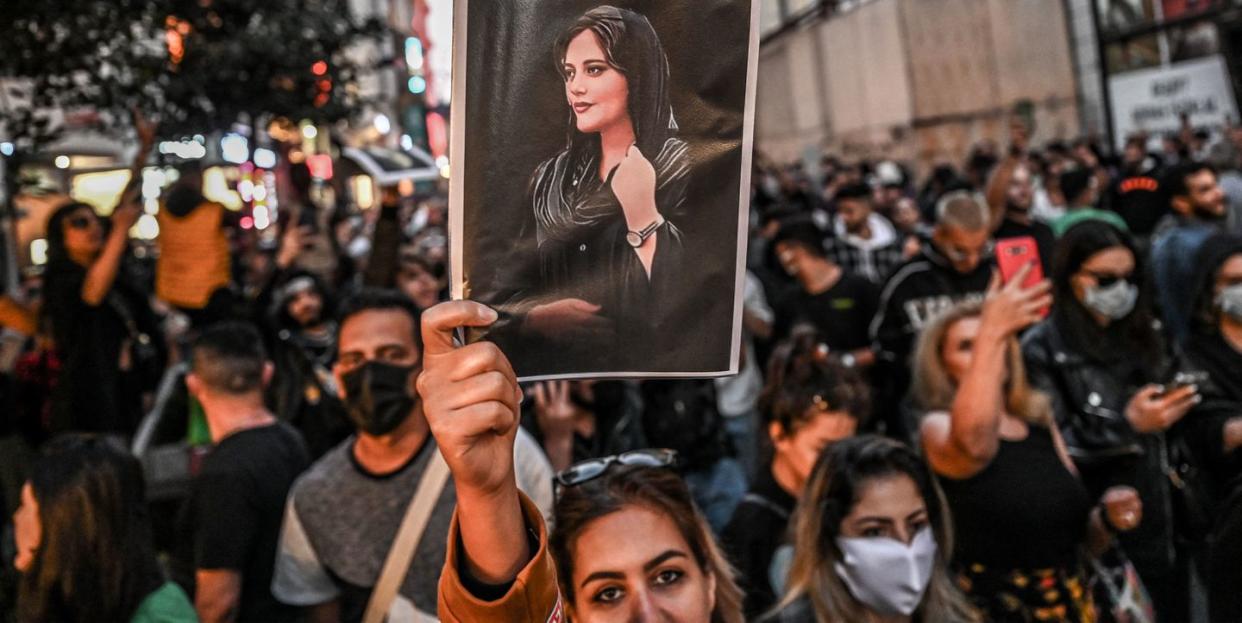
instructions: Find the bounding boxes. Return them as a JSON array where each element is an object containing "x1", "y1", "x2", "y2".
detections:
[{"x1": 754, "y1": 0, "x2": 1084, "y2": 175}]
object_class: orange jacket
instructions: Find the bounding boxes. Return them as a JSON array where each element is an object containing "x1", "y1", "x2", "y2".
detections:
[
  {"x1": 156, "y1": 201, "x2": 231, "y2": 309},
  {"x1": 438, "y1": 493, "x2": 564, "y2": 622}
]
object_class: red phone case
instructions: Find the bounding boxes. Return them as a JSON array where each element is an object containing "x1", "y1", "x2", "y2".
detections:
[{"x1": 996, "y1": 237, "x2": 1043, "y2": 287}]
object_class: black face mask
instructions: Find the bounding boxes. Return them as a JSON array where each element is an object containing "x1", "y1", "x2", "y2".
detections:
[{"x1": 342, "y1": 361, "x2": 419, "y2": 436}]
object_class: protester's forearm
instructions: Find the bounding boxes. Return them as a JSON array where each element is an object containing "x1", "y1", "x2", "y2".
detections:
[
  {"x1": 80, "y1": 229, "x2": 129, "y2": 306},
  {"x1": 542, "y1": 431, "x2": 575, "y2": 473},
  {"x1": 948, "y1": 331, "x2": 1008, "y2": 461},
  {"x1": 455, "y1": 482, "x2": 530, "y2": 585},
  {"x1": 0, "y1": 297, "x2": 37, "y2": 336},
  {"x1": 1225, "y1": 418, "x2": 1242, "y2": 454},
  {"x1": 742, "y1": 308, "x2": 772, "y2": 340}
]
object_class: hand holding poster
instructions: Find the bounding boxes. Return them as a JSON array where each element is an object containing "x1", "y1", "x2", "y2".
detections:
[{"x1": 449, "y1": 0, "x2": 759, "y2": 380}]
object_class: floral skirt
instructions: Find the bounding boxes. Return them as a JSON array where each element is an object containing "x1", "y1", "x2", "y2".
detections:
[{"x1": 957, "y1": 562, "x2": 1097, "y2": 623}]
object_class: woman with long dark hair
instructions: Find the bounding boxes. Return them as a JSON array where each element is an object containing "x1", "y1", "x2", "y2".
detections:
[
  {"x1": 1022, "y1": 220, "x2": 1196, "y2": 620},
  {"x1": 41, "y1": 192, "x2": 163, "y2": 436},
  {"x1": 722, "y1": 329, "x2": 868, "y2": 619},
  {"x1": 13, "y1": 435, "x2": 195, "y2": 622},
  {"x1": 769, "y1": 435, "x2": 980, "y2": 622},
  {"x1": 550, "y1": 452, "x2": 745, "y2": 623},
  {"x1": 515, "y1": 5, "x2": 691, "y2": 370}
]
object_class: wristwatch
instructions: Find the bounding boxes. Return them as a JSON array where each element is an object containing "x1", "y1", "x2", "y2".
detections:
[{"x1": 626, "y1": 218, "x2": 664, "y2": 248}]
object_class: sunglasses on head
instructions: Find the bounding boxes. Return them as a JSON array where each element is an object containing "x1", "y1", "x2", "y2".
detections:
[
  {"x1": 554, "y1": 448, "x2": 678, "y2": 490},
  {"x1": 1084, "y1": 271, "x2": 1132, "y2": 288}
]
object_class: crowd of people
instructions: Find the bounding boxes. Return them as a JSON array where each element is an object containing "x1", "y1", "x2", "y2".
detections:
[{"x1": 1, "y1": 117, "x2": 1242, "y2": 623}]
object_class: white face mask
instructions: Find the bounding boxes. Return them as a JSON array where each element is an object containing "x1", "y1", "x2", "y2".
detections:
[
  {"x1": 1217, "y1": 283, "x2": 1242, "y2": 323},
  {"x1": 1083, "y1": 279, "x2": 1139, "y2": 320},
  {"x1": 835, "y1": 526, "x2": 937, "y2": 617}
]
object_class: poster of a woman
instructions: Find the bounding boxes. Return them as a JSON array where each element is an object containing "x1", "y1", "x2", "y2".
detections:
[{"x1": 450, "y1": 0, "x2": 758, "y2": 379}]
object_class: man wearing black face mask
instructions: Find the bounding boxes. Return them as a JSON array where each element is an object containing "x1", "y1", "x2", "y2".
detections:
[
  {"x1": 1152, "y1": 162, "x2": 1229, "y2": 344},
  {"x1": 271, "y1": 289, "x2": 555, "y2": 623}
]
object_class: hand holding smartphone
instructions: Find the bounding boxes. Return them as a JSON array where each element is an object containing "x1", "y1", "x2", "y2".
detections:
[{"x1": 996, "y1": 236, "x2": 1048, "y2": 317}]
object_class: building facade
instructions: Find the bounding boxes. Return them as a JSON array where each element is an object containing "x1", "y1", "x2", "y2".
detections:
[{"x1": 757, "y1": 0, "x2": 1083, "y2": 175}]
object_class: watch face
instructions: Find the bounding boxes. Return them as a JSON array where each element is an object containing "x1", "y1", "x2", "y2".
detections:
[{"x1": 626, "y1": 231, "x2": 643, "y2": 248}]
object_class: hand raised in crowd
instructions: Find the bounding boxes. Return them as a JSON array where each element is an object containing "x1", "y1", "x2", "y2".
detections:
[
  {"x1": 1100, "y1": 486, "x2": 1143, "y2": 533},
  {"x1": 277, "y1": 223, "x2": 310, "y2": 269},
  {"x1": 111, "y1": 190, "x2": 143, "y2": 235},
  {"x1": 418, "y1": 300, "x2": 530, "y2": 585},
  {"x1": 1125, "y1": 384, "x2": 1200, "y2": 434},
  {"x1": 978, "y1": 263, "x2": 1052, "y2": 339},
  {"x1": 533, "y1": 380, "x2": 581, "y2": 472},
  {"x1": 610, "y1": 144, "x2": 659, "y2": 229}
]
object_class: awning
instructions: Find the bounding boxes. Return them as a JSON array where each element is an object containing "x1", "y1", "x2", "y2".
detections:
[{"x1": 341, "y1": 146, "x2": 441, "y2": 185}]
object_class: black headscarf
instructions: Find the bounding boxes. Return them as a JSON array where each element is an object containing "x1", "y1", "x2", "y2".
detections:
[{"x1": 532, "y1": 6, "x2": 686, "y2": 246}]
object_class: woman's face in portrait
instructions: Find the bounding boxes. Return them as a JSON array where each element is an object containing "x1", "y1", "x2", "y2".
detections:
[
  {"x1": 563, "y1": 31, "x2": 630, "y2": 135},
  {"x1": 569, "y1": 504, "x2": 716, "y2": 623}
]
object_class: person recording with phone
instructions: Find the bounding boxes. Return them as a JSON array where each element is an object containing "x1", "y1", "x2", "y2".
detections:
[
  {"x1": 1022, "y1": 220, "x2": 1196, "y2": 621},
  {"x1": 41, "y1": 113, "x2": 163, "y2": 436},
  {"x1": 915, "y1": 279, "x2": 1139, "y2": 622}
]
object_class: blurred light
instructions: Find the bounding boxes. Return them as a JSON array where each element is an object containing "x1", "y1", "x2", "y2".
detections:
[
  {"x1": 253, "y1": 207, "x2": 271, "y2": 230},
  {"x1": 405, "y1": 37, "x2": 424, "y2": 71},
  {"x1": 312, "y1": 60, "x2": 328, "y2": 76},
  {"x1": 252, "y1": 184, "x2": 267, "y2": 201},
  {"x1": 238, "y1": 179, "x2": 255, "y2": 201},
  {"x1": 307, "y1": 154, "x2": 334, "y2": 180},
  {"x1": 400, "y1": 134, "x2": 414, "y2": 151},
  {"x1": 30, "y1": 239, "x2": 48, "y2": 266},
  {"x1": 220, "y1": 134, "x2": 249, "y2": 164},
  {"x1": 71, "y1": 170, "x2": 132, "y2": 214},
  {"x1": 352, "y1": 176, "x2": 375, "y2": 210},
  {"x1": 202, "y1": 167, "x2": 243, "y2": 210},
  {"x1": 0, "y1": 142, "x2": 13, "y2": 156},
  {"x1": 240, "y1": 216, "x2": 254, "y2": 229},
  {"x1": 142, "y1": 168, "x2": 168, "y2": 199},
  {"x1": 408, "y1": 76, "x2": 426, "y2": 94},
  {"x1": 54, "y1": 155, "x2": 71, "y2": 169},
  {"x1": 374, "y1": 114, "x2": 391, "y2": 135},
  {"x1": 158, "y1": 140, "x2": 206, "y2": 159},
  {"x1": 439, "y1": 163, "x2": 450, "y2": 179},
  {"x1": 193, "y1": 134, "x2": 205, "y2": 143},
  {"x1": 253, "y1": 148, "x2": 277, "y2": 169},
  {"x1": 133, "y1": 214, "x2": 160, "y2": 240},
  {"x1": 145, "y1": 198, "x2": 159, "y2": 214},
  {"x1": 435, "y1": 155, "x2": 449, "y2": 168},
  {"x1": 302, "y1": 125, "x2": 318, "y2": 140}
]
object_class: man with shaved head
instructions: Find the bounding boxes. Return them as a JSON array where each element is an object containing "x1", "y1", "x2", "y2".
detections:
[
  {"x1": 182, "y1": 321, "x2": 310, "y2": 623},
  {"x1": 869, "y1": 190, "x2": 994, "y2": 439}
]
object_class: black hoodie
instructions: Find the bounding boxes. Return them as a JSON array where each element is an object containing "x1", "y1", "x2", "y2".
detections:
[{"x1": 870, "y1": 242, "x2": 992, "y2": 364}]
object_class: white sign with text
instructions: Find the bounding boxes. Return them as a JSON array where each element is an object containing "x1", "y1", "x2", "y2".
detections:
[{"x1": 1109, "y1": 54, "x2": 1239, "y2": 147}]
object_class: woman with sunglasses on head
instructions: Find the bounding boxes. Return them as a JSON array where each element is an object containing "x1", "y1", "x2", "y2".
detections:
[
  {"x1": 722, "y1": 329, "x2": 868, "y2": 619},
  {"x1": 1022, "y1": 220, "x2": 1195, "y2": 621},
  {"x1": 915, "y1": 284, "x2": 1140, "y2": 622},
  {"x1": 416, "y1": 301, "x2": 740, "y2": 623},
  {"x1": 769, "y1": 435, "x2": 980, "y2": 623},
  {"x1": 41, "y1": 122, "x2": 162, "y2": 437}
]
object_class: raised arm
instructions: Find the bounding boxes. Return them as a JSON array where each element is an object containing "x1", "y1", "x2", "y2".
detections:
[{"x1": 922, "y1": 265, "x2": 1052, "y2": 479}]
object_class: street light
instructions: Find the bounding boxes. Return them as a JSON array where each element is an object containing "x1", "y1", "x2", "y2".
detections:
[{"x1": 54, "y1": 156, "x2": 71, "y2": 169}]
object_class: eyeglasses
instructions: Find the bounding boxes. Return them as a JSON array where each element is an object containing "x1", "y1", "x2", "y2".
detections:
[
  {"x1": 554, "y1": 448, "x2": 678, "y2": 489},
  {"x1": 1083, "y1": 271, "x2": 1133, "y2": 288},
  {"x1": 67, "y1": 215, "x2": 95, "y2": 230},
  {"x1": 942, "y1": 241, "x2": 995, "y2": 264}
]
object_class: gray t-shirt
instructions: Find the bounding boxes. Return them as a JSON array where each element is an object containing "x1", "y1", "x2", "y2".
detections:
[{"x1": 271, "y1": 430, "x2": 554, "y2": 622}]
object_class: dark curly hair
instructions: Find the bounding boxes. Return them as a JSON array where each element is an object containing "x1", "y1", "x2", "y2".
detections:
[{"x1": 759, "y1": 328, "x2": 871, "y2": 436}]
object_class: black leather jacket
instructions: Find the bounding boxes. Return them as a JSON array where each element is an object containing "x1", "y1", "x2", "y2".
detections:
[
  {"x1": 1022, "y1": 320, "x2": 1151, "y2": 463},
  {"x1": 1022, "y1": 318, "x2": 1181, "y2": 570}
]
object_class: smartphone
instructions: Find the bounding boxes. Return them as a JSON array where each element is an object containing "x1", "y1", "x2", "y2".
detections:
[
  {"x1": 997, "y1": 237, "x2": 1043, "y2": 286},
  {"x1": 997, "y1": 237, "x2": 1047, "y2": 317},
  {"x1": 1160, "y1": 371, "x2": 1210, "y2": 396}
]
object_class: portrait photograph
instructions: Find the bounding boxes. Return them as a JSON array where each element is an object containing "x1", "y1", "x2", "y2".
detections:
[{"x1": 449, "y1": 0, "x2": 758, "y2": 379}]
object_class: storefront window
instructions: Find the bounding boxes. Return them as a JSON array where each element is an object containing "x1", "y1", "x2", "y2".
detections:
[
  {"x1": 1106, "y1": 34, "x2": 1163, "y2": 73},
  {"x1": 1097, "y1": 0, "x2": 1157, "y2": 34},
  {"x1": 1168, "y1": 20, "x2": 1219, "y2": 62}
]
